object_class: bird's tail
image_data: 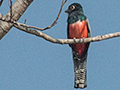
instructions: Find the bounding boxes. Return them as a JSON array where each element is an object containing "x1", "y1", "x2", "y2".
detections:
[{"x1": 72, "y1": 50, "x2": 87, "y2": 89}]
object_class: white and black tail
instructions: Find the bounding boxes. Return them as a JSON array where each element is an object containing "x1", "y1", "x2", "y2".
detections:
[{"x1": 72, "y1": 50, "x2": 87, "y2": 89}]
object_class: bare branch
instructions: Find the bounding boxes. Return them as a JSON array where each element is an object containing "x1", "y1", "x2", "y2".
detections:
[
  {"x1": 1, "y1": 12, "x2": 120, "y2": 44},
  {"x1": 0, "y1": 0, "x2": 4, "y2": 7},
  {"x1": 0, "y1": 0, "x2": 33, "y2": 40},
  {"x1": 18, "y1": 0, "x2": 67, "y2": 31},
  {"x1": 0, "y1": 0, "x2": 67, "y2": 40},
  {"x1": 13, "y1": 22, "x2": 120, "y2": 44},
  {"x1": 9, "y1": 0, "x2": 13, "y2": 21}
]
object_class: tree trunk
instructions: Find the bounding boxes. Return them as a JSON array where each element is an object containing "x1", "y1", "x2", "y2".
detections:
[{"x1": 0, "y1": 0, "x2": 33, "y2": 40}]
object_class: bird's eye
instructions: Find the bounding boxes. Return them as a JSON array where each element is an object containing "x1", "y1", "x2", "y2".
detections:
[{"x1": 70, "y1": 5, "x2": 75, "y2": 10}]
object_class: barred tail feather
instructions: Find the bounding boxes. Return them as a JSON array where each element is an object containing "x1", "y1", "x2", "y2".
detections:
[{"x1": 72, "y1": 50, "x2": 87, "y2": 89}]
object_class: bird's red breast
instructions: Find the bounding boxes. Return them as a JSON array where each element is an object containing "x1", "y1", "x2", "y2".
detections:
[{"x1": 68, "y1": 20, "x2": 89, "y2": 57}]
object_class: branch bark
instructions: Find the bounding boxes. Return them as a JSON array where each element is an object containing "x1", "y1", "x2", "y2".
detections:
[
  {"x1": 1, "y1": 14, "x2": 120, "y2": 44},
  {"x1": 13, "y1": 22, "x2": 120, "y2": 44},
  {"x1": 0, "y1": 0, "x2": 4, "y2": 7},
  {"x1": 0, "y1": 0, "x2": 33, "y2": 40}
]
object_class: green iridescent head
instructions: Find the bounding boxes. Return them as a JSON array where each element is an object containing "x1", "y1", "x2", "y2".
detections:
[{"x1": 65, "y1": 3, "x2": 84, "y2": 14}]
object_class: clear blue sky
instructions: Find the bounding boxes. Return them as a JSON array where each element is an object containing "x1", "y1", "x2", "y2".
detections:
[{"x1": 0, "y1": 0, "x2": 120, "y2": 90}]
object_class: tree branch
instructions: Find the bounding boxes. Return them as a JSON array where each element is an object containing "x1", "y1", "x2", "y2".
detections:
[
  {"x1": 13, "y1": 22, "x2": 120, "y2": 44},
  {"x1": 9, "y1": 0, "x2": 13, "y2": 21},
  {"x1": 0, "y1": 0, "x2": 3, "y2": 7},
  {"x1": 0, "y1": 0, "x2": 67, "y2": 40},
  {"x1": 1, "y1": 14, "x2": 120, "y2": 44},
  {"x1": 0, "y1": 0, "x2": 33, "y2": 40}
]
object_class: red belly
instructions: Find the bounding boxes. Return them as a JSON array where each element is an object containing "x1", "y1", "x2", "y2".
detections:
[{"x1": 69, "y1": 20, "x2": 88, "y2": 57}]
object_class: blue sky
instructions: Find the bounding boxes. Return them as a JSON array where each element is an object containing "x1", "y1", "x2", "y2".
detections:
[{"x1": 0, "y1": 0, "x2": 120, "y2": 90}]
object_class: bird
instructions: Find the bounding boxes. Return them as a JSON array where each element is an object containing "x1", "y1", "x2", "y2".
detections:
[{"x1": 65, "y1": 3, "x2": 91, "y2": 89}]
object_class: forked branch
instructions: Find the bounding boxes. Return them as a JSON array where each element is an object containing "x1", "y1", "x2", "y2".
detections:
[{"x1": 13, "y1": 22, "x2": 120, "y2": 44}]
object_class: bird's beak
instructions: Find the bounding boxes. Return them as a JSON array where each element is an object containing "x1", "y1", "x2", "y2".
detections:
[{"x1": 65, "y1": 9, "x2": 69, "y2": 13}]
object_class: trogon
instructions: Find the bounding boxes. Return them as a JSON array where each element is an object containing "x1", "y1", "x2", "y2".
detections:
[{"x1": 65, "y1": 3, "x2": 91, "y2": 89}]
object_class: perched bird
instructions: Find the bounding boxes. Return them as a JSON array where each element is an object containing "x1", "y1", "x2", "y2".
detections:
[{"x1": 65, "y1": 3, "x2": 91, "y2": 89}]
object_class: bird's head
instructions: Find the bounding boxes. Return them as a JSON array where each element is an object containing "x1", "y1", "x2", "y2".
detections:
[{"x1": 65, "y1": 3, "x2": 83, "y2": 14}]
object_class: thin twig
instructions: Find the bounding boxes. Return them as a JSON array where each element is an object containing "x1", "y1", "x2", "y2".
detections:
[
  {"x1": 43, "y1": 0, "x2": 67, "y2": 30},
  {"x1": 19, "y1": 0, "x2": 67, "y2": 31},
  {"x1": 0, "y1": 0, "x2": 4, "y2": 7},
  {"x1": 8, "y1": 0, "x2": 12, "y2": 21},
  {"x1": 24, "y1": 19, "x2": 27, "y2": 24}
]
